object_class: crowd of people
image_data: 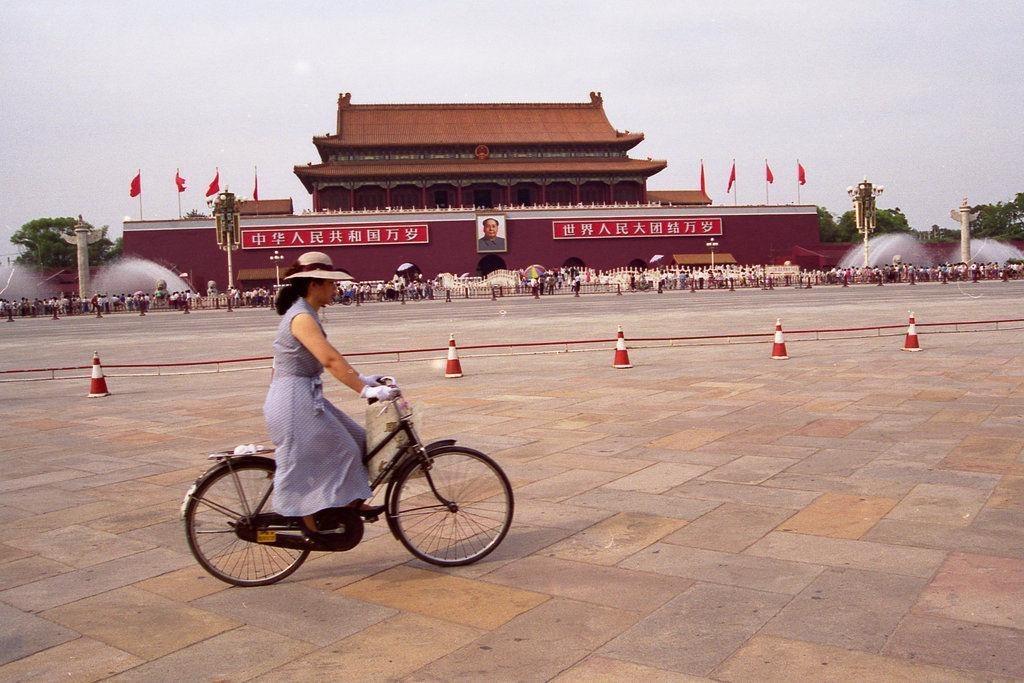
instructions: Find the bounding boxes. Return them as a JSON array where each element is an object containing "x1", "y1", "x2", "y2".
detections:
[{"x1": 2, "y1": 261, "x2": 1020, "y2": 318}]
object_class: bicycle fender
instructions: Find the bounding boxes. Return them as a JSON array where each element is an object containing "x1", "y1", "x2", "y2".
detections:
[
  {"x1": 180, "y1": 455, "x2": 277, "y2": 519},
  {"x1": 424, "y1": 439, "x2": 457, "y2": 453}
]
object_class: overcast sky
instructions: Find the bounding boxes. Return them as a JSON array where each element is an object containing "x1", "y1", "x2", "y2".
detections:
[{"x1": 2, "y1": 1, "x2": 1022, "y2": 258}]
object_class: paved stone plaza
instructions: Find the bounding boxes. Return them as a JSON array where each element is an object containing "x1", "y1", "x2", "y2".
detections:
[{"x1": 1, "y1": 283, "x2": 1023, "y2": 680}]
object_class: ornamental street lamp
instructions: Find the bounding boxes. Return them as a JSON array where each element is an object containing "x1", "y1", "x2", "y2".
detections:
[
  {"x1": 706, "y1": 238, "x2": 719, "y2": 270},
  {"x1": 847, "y1": 178, "x2": 884, "y2": 267},
  {"x1": 213, "y1": 191, "x2": 241, "y2": 290},
  {"x1": 270, "y1": 250, "x2": 284, "y2": 287}
]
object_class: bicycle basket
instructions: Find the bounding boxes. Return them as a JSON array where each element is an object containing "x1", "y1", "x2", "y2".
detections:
[{"x1": 365, "y1": 398, "x2": 414, "y2": 479}]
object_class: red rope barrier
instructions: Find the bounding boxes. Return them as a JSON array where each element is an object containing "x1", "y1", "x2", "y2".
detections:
[{"x1": 3, "y1": 317, "x2": 1022, "y2": 377}]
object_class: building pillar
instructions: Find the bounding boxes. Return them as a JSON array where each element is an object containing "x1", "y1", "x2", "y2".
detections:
[
  {"x1": 640, "y1": 181, "x2": 647, "y2": 204},
  {"x1": 385, "y1": 185, "x2": 392, "y2": 207},
  {"x1": 607, "y1": 182, "x2": 614, "y2": 204},
  {"x1": 349, "y1": 186, "x2": 355, "y2": 210},
  {"x1": 420, "y1": 184, "x2": 427, "y2": 209},
  {"x1": 540, "y1": 182, "x2": 547, "y2": 204},
  {"x1": 312, "y1": 186, "x2": 321, "y2": 212},
  {"x1": 505, "y1": 183, "x2": 512, "y2": 206},
  {"x1": 456, "y1": 184, "x2": 463, "y2": 207},
  {"x1": 573, "y1": 182, "x2": 581, "y2": 204}
]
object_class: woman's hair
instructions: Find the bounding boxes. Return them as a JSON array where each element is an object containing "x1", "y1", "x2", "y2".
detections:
[{"x1": 274, "y1": 261, "x2": 318, "y2": 314}]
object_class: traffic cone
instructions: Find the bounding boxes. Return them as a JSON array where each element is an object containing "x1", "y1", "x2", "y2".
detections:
[
  {"x1": 612, "y1": 325, "x2": 633, "y2": 369},
  {"x1": 770, "y1": 319, "x2": 789, "y2": 360},
  {"x1": 902, "y1": 311, "x2": 922, "y2": 352},
  {"x1": 444, "y1": 334, "x2": 463, "y2": 378},
  {"x1": 87, "y1": 352, "x2": 111, "y2": 397}
]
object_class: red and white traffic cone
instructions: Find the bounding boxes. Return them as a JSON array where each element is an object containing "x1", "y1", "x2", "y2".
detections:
[
  {"x1": 903, "y1": 311, "x2": 922, "y2": 352},
  {"x1": 612, "y1": 325, "x2": 633, "y2": 369},
  {"x1": 771, "y1": 319, "x2": 789, "y2": 360},
  {"x1": 444, "y1": 333, "x2": 463, "y2": 378},
  {"x1": 87, "y1": 352, "x2": 111, "y2": 397}
]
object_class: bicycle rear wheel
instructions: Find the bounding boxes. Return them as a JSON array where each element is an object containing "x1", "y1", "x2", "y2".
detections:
[
  {"x1": 183, "y1": 457, "x2": 309, "y2": 586},
  {"x1": 387, "y1": 446, "x2": 513, "y2": 566}
]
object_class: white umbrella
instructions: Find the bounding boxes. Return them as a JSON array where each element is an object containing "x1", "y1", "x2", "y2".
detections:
[
  {"x1": 397, "y1": 262, "x2": 416, "y2": 271},
  {"x1": 649, "y1": 255, "x2": 665, "y2": 264}
]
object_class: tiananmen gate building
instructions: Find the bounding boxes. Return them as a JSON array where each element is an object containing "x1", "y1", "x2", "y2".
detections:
[{"x1": 123, "y1": 92, "x2": 821, "y2": 288}]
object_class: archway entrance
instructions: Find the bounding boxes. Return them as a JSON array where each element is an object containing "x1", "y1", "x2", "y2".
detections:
[
  {"x1": 627, "y1": 258, "x2": 647, "y2": 270},
  {"x1": 562, "y1": 257, "x2": 585, "y2": 269},
  {"x1": 477, "y1": 254, "x2": 506, "y2": 276}
]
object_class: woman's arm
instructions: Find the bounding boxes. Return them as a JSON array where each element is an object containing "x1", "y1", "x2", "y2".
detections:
[{"x1": 290, "y1": 313, "x2": 365, "y2": 393}]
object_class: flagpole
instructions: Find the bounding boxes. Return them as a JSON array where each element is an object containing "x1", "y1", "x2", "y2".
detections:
[
  {"x1": 254, "y1": 165, "x2": 259, "y2": 216},
  {"x1": 138, "y1": 170, "x2": 143, "y2": 220},
  {"x1": 765, "y1": 159, "x2": 769, "y2": 205},
  {"x1": 177, "y1": 169, "x2": 182, "y2": 219},
  {"x1": 796, "y1": 159, "x2": 801, "y2": 204}
]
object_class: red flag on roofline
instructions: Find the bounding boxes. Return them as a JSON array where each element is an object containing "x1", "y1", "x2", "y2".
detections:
[
  {"x1": 726, "y1": 160, "x2": 736, "y2": 194},
  {"x1": 765, "y1": 160, "x2": 774, "y2": 184},
  {"x1": 129, "y1": 171, "x2": 141, "y2": 197},
  {"x1": 253, "y1": 168, "x2": 259, "y2": 201},
  {"x1": 699, "y1": 159, "x2": 706, "y2": 193},
  {"x1": 205, "y1": 169, "x2": 220, "y2": 197},
  {"x1": 175, "y1": 169, "x2": 187, "y2": 193},
  {"x1": 797, "y1": 161, "x2": 807, "y2": 185}
]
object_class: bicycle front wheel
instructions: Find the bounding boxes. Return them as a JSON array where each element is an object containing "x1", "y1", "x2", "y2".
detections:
[
  {"x1": 387, "y1": 446, "x2": 513, "y2": 566},
  {"x1": 183, "y1": 458, "x2": 309, "y2": 587}
]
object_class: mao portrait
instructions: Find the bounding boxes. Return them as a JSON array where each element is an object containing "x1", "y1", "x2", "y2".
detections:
[{"x1": 476, "y1": 215, "x2": 507, "y2": 253}]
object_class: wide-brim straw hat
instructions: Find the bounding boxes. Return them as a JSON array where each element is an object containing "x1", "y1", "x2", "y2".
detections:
[{"x1": 284, "y1": 251, "x2": 353, "y2": 280}]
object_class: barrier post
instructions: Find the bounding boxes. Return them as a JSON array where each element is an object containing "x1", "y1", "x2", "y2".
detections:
[
  {"x1": 52, "y1": 305, "x2": 60, "y2": 320},
  {"x1": 183, "y1": 298, "x2": 190, "y2": 314},
  {"x1": 491, "y1": 286, "x2": 497, "y2": 301},
  {"x1": 6, "y1": 306, "x2": 14, "y2": 322},
  {"x1": 226, "y1": 295, "x2": 233, "y2": 312},
  {"x1": 445, "y1": 289, "x2": 452, "y2": 303},
  {"x1": 95, "y1": 304, "x2": 102, "y2": 318},
  {"x1": 617, "y1": 284, "x2": 622, "y2": 296},
  {"x1": 768, "y1": 277, "x2": 774, "y2": 290}
]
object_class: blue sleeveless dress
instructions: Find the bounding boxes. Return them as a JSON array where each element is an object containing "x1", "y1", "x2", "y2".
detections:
[{"x1": 263, "y1": 298, "x2": 372, "y2": 517}]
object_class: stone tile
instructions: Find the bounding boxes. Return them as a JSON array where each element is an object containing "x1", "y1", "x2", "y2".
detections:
[
  {"x1": 715, "y1": 635, "x2": 977, "y2": 682},
  {"x1": 485, "y1": 555, "x2": 693, "y2": 613},
  {"x1": 529, "y1": 451, "x2": 654, "y2": 474},
  {"x1": 0, "y1": 555, "x2": 72, "y2": 591},
  {"x1": 764, "y1": 472, "x2": 913, "y2": 498},
  {"x1": 110, "y1": 626, "x2": 314, "y2": 682},
  {"x1": 86, "y1": 503, "x2": 179, "y2": 534},
  {"x1": 649, "y1": 427, "x2": 729, "y2": 451},
  {"x1": 258, "y1": 613, "x2": 482, "y2": 682},
  {"x1": 566, "y1": 488, "x2": 721, "y2": 521},
  {"x1": 42, "y1": 587, "x2": 238, "y2": 660},
  {"x1": 661, "y1": 503, "x2": 793, "y2": 552},
  {"x1": 516, "y1": 468, "x2": 622, "y2": 502},
  {"x1": 0, "y1": 637, "x2": 142, "y2": 682},
  {"x1": 777, "y1": 493, "x2": 897, "y2": 539},
  {"x1": 338, "y1": 565, "x2": 546, "y2": 630},
  {"x1": 409, "y1": 598, "x2": 636, "y2": 681},
  {"x1": 546, "y1": 512, "x2": 685, "y2": 566},
  {"x1": 939, "y1": 435, "x2": 1024, "y2": 476},
  {"x1": 913, "y1": 552, "x2": 1024, "y2": 630},
  {"x1": 886, "y1": 483, "x2": 988, "y2": 527},
  {"x1": 196, "y1": 582, "x2": 396, "y2": 646},
  {"x1": 600, "y1": 583, "x2": 790, "y2": 676},
  {"x1": 670, "y1": 479, "x2": 822, "y2": 509},
  {"x1": 0, "y1": 602, "x2": 77, "y2": 666},
  {"x1": 793, "y1": 418, "x2": 866, "y2": 438},
  {"x1": 0, "y1": 548, "x2": 192, "y2": 612},
  {"x1": 505, "y1": 497, "x2": 616, "y2": 532},
  {"x1": 407, "y1": 523, "x2": 574, "y2": 580},
  {"x1": 784, "y1": 448, "x2": 879, "y2": 477},
  {"x1": 747, "y1": 531, "x2": 947, "y2": 578},
  {"x1": 296, "y1": 534, "x2": 417, "y2": 593},
  {"x1": 622, "y1": 542, "x2": 824, "y2": 595},
  {"x1": 989, "y1": 475, "x2": 1024, "y2": 511},
  {"x1": 132, "y1": 563, "x2": 231, "y2": 603},
  {"x1": 553, "y1": 655, "x2": 703, "y2": 682},
  {"x1": 763, "y1": 567, "x2": 927, "y2": 652},
  {"x1": 884, "y1": 614, "x2": 1024, "y2": 679},
  {"x1": 864, "y1": 517, "x2": 1024, "y2": 559},
  {"x1": 0, "y1": 541, "x2": 32, "y2": 565},
  {"x1": 851, "y1": 460, "x2": 1000, "y2": 491},
  {"x1": 7, "y1": 524, "x2": 156, "y2": 568},
  {"x1": 702, "y1": 455, "x2": 799, "y2": 485},
  {"x1": 603, "y1": 462, "x2": 711, "y2": 494}
]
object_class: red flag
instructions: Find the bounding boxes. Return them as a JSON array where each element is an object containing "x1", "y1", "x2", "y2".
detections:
[
  {"x1": 175, "y1": 169, "x2": 187, "y2": 193},
  {"x1": 253, "y1": 169, "x2": 259, "y2": 201},
  {"x1": 699, "y1": 160, "x2": 706, "y2": 193},
  {"x1": 726, "y1": 161, "x2": 736, "y2": 194},
  {"x1": 765, "y1": 161, "x2": 774, "y2": 184},
  {"x1": 129, "y1": 171, "x2": 141, "y2": 197},
  {"x1": 205, "y1": 169, "x2": 220, "y2": 197},
  {"x1": 797, "y1": 162, "x2": 807, "y2": 185}
]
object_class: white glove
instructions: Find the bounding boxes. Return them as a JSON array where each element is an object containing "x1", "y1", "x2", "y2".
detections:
[
  {"x1": 358, "y1": 373, "x2": 387, "y2": 387},
  {"x1": 360, "y1": 384, "x2": 400, "y2": 401}
]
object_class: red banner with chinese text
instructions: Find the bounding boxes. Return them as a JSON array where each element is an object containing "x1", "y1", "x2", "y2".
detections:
[
  {"x1": 241, "y1": 224, "x2": 429, "y2": 249},
  {"x1": 552, "y1": 218, "x2": 722, "y2": 239}
]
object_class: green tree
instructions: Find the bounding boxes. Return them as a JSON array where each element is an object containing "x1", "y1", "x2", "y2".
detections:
[
  {"x1": 971, "y1": 193, "x2": 1024, "y2": 240},
  {"x1": 834, "y1": 207, "x2": 912, "y2": 242},
  {"x1": 11, "y1": 217, "x2": 120, "y2": 269}
]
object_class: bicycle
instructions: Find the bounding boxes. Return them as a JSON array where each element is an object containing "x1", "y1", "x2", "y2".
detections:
[{"x1": 181, "y1": 389, "x2": 514, "y2": 586}]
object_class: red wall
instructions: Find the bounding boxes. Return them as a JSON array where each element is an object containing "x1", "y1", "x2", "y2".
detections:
[{"x1": 123, "y1": 210, "x2": 821, "y2": 288}]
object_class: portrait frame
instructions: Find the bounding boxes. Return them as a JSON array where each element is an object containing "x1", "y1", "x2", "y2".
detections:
[{"x1": 475, "y1": 212, "x2": 508, "y2": 253}]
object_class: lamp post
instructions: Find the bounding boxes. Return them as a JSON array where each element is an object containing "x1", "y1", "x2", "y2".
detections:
[
  {"x1": 706, "y1": 238, "x2": 719, "y2": 271},
  {"x1": 270, "y1": 250, "x2": 284, "y2": 287},
  {"x1": 847, "y1": 178, "x2": 884, "y2": 267},
  {"x1": 213, "y1": 191, "x2": 240, "y2": 290}
]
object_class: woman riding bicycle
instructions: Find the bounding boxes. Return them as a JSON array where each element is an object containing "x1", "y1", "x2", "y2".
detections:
[{"x1": 265, "y1": 251, "x2": 398, "y2": 536}]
